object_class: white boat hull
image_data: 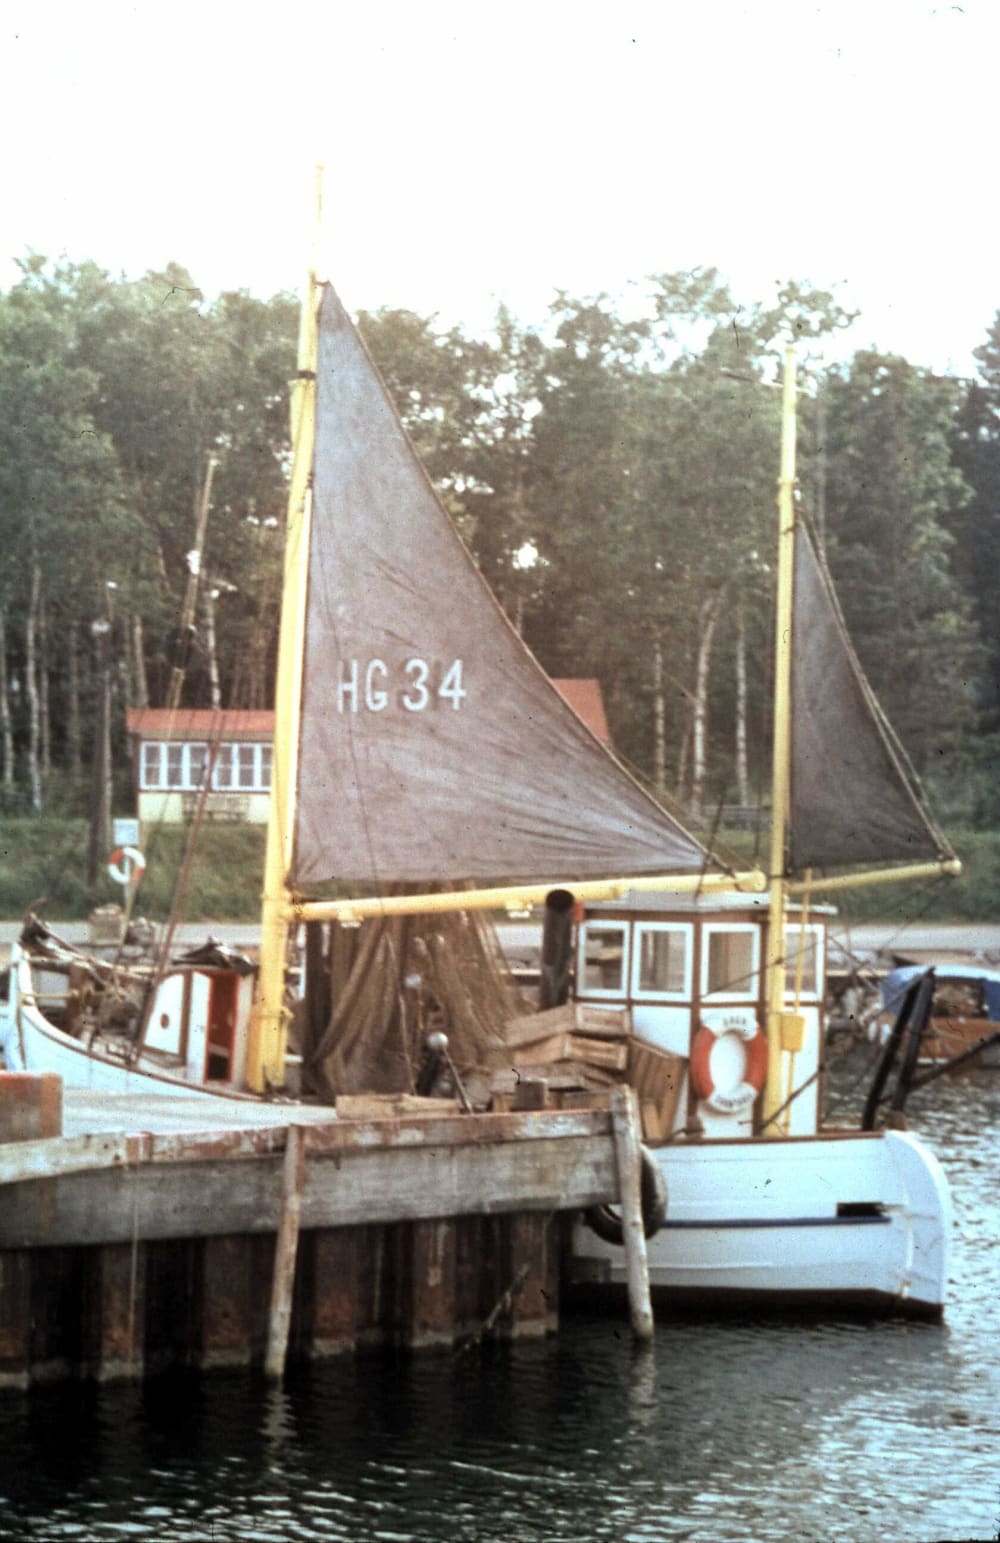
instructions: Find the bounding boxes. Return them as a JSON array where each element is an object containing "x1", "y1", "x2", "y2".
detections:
[
  {"x1": 569, "y1": 1129, "x2": 951, "y2": 1316},
  {"x1": 2, "y1": 944, "x2": 252, "y2": 1099},
  {"x1": 4, "y1": 943, "x2": 953, "y2": 1315}
]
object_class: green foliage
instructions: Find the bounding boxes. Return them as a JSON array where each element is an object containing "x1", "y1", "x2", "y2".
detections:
[
  {"x1": 2, "y1": 819, "x2": 995, "y2": 924},
  {"x1": 950, "y1": 326, "x2": 1000, "y2": 727},
  {"x1": 1, "y1": 253, "x2": 998, "y2": 842},
  {"x1": 820, "y1": 352, "x2": 982, "y2": 770},
  {"x1": 719, "y1": 828, "x2": 999, "y2": 923},
  {"x1": 0, "y1": 819, "x2": 266, "y2": 920},
  {"x1": 0, "y1": 819, "x2": 97, "y2": 915}
]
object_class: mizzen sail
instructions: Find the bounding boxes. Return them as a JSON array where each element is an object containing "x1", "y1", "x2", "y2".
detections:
[
  {"x1": 291, "y1": 286, "x2": 711, "y2": 888},
  {"x1": 789, "y1": 522, "x2": 950, "y2": 871}
]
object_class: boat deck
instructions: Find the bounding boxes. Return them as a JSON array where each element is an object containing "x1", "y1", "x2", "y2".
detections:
[{"x1": 60, "y1": 1087, "x2": 340, "y2": 1139}]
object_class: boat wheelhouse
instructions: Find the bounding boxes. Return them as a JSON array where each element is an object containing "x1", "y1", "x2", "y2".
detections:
[{"x1": 575, "y1": 890, "x2": 828, "y2": 1139}]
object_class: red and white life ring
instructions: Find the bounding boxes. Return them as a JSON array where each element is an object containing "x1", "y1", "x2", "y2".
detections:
[
  {"x1": 690, "y1": 1008, "x2": 768, "y2": 1114},
  {"x1": 107, "y1": 846, "x2": 146, "y2": 886}
]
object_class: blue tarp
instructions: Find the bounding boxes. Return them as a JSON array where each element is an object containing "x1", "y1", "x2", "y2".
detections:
[{"x1": 880, "y1": 964, "x2": 1000, "y2": 1022}]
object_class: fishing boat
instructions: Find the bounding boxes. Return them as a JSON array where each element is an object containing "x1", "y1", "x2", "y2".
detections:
[
  {"x1": 2, "y1": 191, "x2": 961, "y2": 1314},
  {"x1": 566, "y1": 353, "x2": 960, "y2": 1317},
  {"x1": 875, "y1": 962, "x2": 1000, "y2": 1067}
]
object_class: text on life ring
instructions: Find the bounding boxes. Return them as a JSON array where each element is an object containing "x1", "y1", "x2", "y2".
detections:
[{"x1": 690, "y1": 1010, "x2": 767, "y2": 1114}]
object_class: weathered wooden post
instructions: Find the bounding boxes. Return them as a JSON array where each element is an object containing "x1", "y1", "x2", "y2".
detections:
[
  {"x1": 265, "y1": 1124, "x2": 306, "y2": 1377},
  {"x1": 610, "y1": 1086, "x2": 654, "y2": 1342}
]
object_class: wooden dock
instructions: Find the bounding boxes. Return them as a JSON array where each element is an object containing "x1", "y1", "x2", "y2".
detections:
[{"x1": 0, "y1": 1081, "x2": 650, "y2": 1387}]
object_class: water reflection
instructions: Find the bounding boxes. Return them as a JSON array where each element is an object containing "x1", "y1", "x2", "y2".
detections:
[{"x1": 0, "y1": 1058, "x2": 996, "y2": 1542}]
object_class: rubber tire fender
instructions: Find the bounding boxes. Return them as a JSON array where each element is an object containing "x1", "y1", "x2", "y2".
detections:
[{"x1": 584, "y1": 1146, "x2": 668, "y2": 1245}]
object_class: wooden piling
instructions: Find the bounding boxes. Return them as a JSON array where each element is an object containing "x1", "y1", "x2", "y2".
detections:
[
  {"x1": 610, "y1": 1087, "x2": 654, "y2": 1342},
  {"x1": 409, "y1": 1218, "x2": 457, "y2": 1350},
  {"x1": 0, "y1": 1099, "x2": 625, "y2": 1382},
  {"x1": 311, "y1": 1227, "x2": 359, "y2": 1356},
  {"x1": 85, "y1": 1241, "x2": 146, "y2": 1381},
  {"x1": 506, "y1": 1213, "x2": 557, "y2": 1337},
  {"x1": 200, "y1": 1235, "x2": 254, "y2": 1370},
  {"x1": 0, "y1": 1251, "x2": 32, "y2": 1389},
  {"x1": 265, "y1": 1124, "x2": 306, "y2": 1377}
]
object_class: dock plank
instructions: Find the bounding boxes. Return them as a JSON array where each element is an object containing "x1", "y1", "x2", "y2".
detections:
[{"x1": 0, "y1": 1103, "x2": 618, "y2": 1250}]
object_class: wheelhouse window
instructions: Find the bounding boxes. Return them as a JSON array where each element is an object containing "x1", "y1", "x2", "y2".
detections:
[
  {"x1": 632, "y1": 923, "x2": 692, "y2": 1000},
  {"x1": 701, "y1": 924, "x2": 760, "y2": 1001},
  {"x1": 578, "y1": 922, "x2": 629, "y2": 997},
  {"x1": 783, "y1": 924, "x2": 823, "y2": 1001}
]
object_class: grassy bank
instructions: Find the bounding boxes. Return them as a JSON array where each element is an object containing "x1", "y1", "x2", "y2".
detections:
[
  {"x1": 0, "y1": 819, "x2": 996, "y2": 924},
  {"x1": 715, "y1": 828, "x2": 999, "y2": 923},
  {"x1": 0, "y1": 819, "x2": 266, "y2": 922}
]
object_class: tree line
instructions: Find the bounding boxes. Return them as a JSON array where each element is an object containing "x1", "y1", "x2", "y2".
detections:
[{"x1": 1, "y1": 255, "x2": 998, "y2": 829}]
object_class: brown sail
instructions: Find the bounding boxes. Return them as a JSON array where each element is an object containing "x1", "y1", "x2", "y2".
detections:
[
  {"x1": 789, "y1": 522, "x2": 950, "y2": 871},
  {"x1": 291, "y1": 286, "x2": 712, "y2": 889}
]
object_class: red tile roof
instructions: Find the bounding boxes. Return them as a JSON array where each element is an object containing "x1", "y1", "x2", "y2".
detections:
[
  {"x1": 126, "y1": 709, "x2": 275, "y2": 737},
  {"x1": 552, "y1": 679, "x2": 612, "y2": 746}
]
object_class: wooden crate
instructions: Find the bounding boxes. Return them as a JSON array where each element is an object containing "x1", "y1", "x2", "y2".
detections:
[
  {"x1": 511, "y1": 1032, "x2": 628, "y2": 1072},
  {"x1": 503, "y1": 1002, "x2": 630, "y2": 1050},
  {"x1": 628, "y1": 1040, "x2": 686, "y2": 1144}
]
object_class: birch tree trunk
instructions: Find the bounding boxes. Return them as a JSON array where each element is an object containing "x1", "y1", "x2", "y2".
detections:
[
  {"x1": 690, "y1": 589, "x2": 724, "y2": 823},
  {"x1": 26, "y1": 563, "x2": 43, "y2": 813},
  {"x1": 735, "y1": 599, "x2": 749, "y2": 807},
  {"x1": 39, "y1": 600, "x2": 51, "y2": 793},
  {"x1": 651, "y1": 628, "x2": 666, "y2": 795},
  {"x1": 132, "y1": 613, "x2": 150, "y2": 709},
  {"x1": 67, "y1": 620, "x2": 82, "y2": 792},
  {"x1": 0, "y1": 605, "x2": 13, "y2": 796},
  {"x1": 675, "y1": 716, "x2": 691, "y2": 808},
  {"x1": 203, "y1": 588, "x2": 222, "y2": 709},
  {"x1": 86, "y1": 617, "x2": 113, "y2": 886}
]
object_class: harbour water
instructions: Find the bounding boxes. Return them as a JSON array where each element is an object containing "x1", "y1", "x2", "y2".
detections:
[{"x1": 1, "y1": 1056, "x2": 997, "y2": 1543}]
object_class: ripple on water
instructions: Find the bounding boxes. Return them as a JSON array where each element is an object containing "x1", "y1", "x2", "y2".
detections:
[{"x1": 0, "y1": 1059, "x2": 996, "y2": 1542}]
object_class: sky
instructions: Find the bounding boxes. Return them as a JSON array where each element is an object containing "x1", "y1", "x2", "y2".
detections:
[{"x1": 1, "y1": 0, "x2": 995, "y2": 377}]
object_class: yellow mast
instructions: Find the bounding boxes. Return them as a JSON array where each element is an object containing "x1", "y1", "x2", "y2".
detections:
[
  {"x1": 246, "y1": 168, "x2": 323, "y2": 1091},
  {"x1": 760, "y1": 348, "x2": 961, "y2": 1126},
  {"x1": 762, "y1": 345, "x2": 797, "y2": 1130}
]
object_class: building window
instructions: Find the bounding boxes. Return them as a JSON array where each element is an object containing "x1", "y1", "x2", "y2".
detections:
[
  {"x1": 632, "y1": 923, "x2": 691, "y2": 999},
  {"x1": 188, "y1": 743, "x2": 209, "y2": 790},
  {"x1": 211, "y1": 742, "x2": 272, "y2": 791},
  {"x1": 702, "y1": 925, "x2": 760, "y2": 1000},
  {"x1": 578, "y1": 922, "x2": 629, "y2": 997},
  {"x1": 140, "y1": 741, "x2": 209, "y2": 791},
  {"x1": 139, "y1": 739, "x2": 272, "y2": 792},
  {"x1": 236, "y1": 744, "x2": 257, "y2": 789},
  {"x1": 140, "y1": 741, "x2": 162, "y2": 789}
]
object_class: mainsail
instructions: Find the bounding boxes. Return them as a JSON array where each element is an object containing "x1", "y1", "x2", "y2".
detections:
[
  {"x1": 291, "y1": 286, "x2": 712, "y2": 889},
  {"x1": 789, "y1": 522, "x2": 951, "y2": 872}
]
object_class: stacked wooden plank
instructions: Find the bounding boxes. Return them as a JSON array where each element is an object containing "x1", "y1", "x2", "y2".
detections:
[
  {"x1": 491, "y1": 1002, "x2": 629, "y2": 1110},
  {"x1": 491, "y1": 1002, "x2": 688, "y2": 1140},
  {"x1": 627, "y1": 1039, "x2": 685, "y2": 1143}
]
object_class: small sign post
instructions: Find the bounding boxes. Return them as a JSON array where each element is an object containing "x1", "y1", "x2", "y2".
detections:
[{"x1": 113, "y1": 818, "x2": 141, "y2": 848}]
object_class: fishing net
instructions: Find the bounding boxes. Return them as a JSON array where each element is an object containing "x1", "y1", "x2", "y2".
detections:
[{"x1": 300, "y1": 898, "x2": 526, "y2": 1101}]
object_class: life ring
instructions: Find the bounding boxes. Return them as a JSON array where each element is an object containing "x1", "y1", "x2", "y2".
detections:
[
  {"x1": 584, "y1": 1146, "x2": 668, "y2": 1245},
  {"x1": 691, "y1": 1010, "x2": 767, "y2": 1114},
  {"x1": 107, "y1": 846, "x2": 146, "y2": 886}
]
